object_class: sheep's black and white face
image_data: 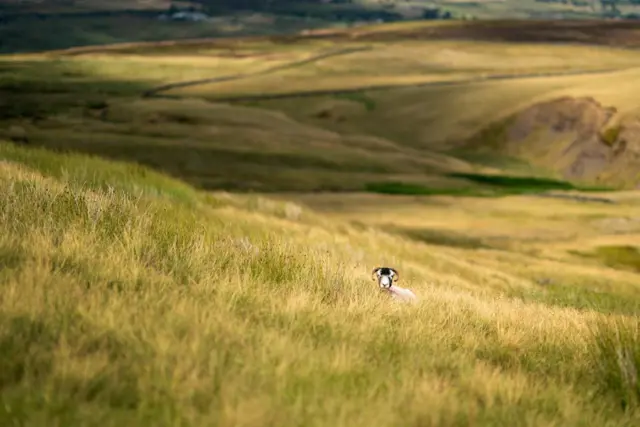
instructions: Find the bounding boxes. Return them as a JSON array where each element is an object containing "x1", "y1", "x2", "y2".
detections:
[{"x1": 372, "y1": 267, "x2": 398, "y2": 289}]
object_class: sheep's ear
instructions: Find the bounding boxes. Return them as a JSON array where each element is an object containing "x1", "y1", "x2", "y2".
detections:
[
  {"x1": 371, "y1": 268, "x2": 380, "y2": 281},
  {"x1": 392, "y1": 269, "x2": 399, "y2": 282}
]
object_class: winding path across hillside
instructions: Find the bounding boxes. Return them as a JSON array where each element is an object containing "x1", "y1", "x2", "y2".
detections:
[
  {"x1": 196, "y1": 66, "x2": 639, "y2": 103},
  {"x1": 143, "y1": 48, "x2": 639, "y2": 103},
  {"x1": 142, "y1": 45, "x2": 373, "y2": 97}
]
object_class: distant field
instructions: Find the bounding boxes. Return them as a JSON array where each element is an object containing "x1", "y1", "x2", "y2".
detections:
[
  {"x1": 248, "y1": 66, "x2": 640, "y2": 183},
  {"x1": 1, "y1": 0, "x2": 639, "y2": 53},
  {"x1": 2, "y1": 0, "x2": 636, "y2": 17},
  {"x1": 0, "y1": 11, "x2": 335, "y2": 54},
  {"x1": 278, "y1": 190, "x2": 640, "y2": 257},
  {"x1": 3, "y1": 20, "x2": 638, "y2": 190},
  {"x1": 0, "y1": 22, "x2": 640, "y2": 192},
  {"x1": 161, "y1": 41, "x2": 640, "y2": 98},
  {"x1": 422, "y1": 0, "x2": 640, "y2": 19}
]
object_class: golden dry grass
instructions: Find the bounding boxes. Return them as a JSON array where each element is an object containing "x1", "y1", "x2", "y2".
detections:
[
  {"x1": 4, "y1": 30, "x2": 640, "y2": 189},
  {"x1": 241, "y1": 62, "x2": 640, "y2": 187},
  {"x1": 164, "y1": 41, "x2": 640, "y2": 98},
  {"x1": 3, "y1": 47, "x2": 316, "y2": 87},
  {"x1": 2, "y1": 142, "x2": 640, "y2": 426},
  {"x1": 247, "y1": 66, "x2": 640, "y2": 152},
  {"x1": 3, "y1": 20, "x2": 640, "y2": 427},
  {"x1": 4, "y1": 17, "x2": 640, "y2": 427}
]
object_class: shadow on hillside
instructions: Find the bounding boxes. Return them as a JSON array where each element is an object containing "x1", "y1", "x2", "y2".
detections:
[
  {"x1": 0, "y1": 57, "x2": 603, "y2": 196},
  {"x1": 0, "y1": 8, "x2": 335, "y2": 54},
  {"x1": 363, "y1": 173, "x2": 595, "y2": 198},
  {"x1": 513, "y1": 283, "x2": 640, "y2": 317},
  {"x1": 572, "y1": 245, "x2": 640, "y2": 273},
  {"x1": 0, "y1": 53, "x2": 621, "y2": 196},
  {"x1": 1, "y1": 58, "x2": 392, "y2": 192},
  {"x1": 0, "y1": 59, "x2": 151, "y2": 120},
  {"x1": 0, "y1": 12, "x2": 224, "y2": 54},
  {"x1": 390, "y1": 226, "x2": 493, "y2": 250},
  {"x1": 0, "y1": 58, "x2": 150, "y2": 93}
]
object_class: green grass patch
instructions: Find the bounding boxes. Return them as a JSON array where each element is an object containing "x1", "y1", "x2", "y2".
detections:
[
  {"x1": 571, "y1": 245, "x2": 640, "y2": 273},
  {"x1": 448, "y1": 172, "x2": 577, "y2": 191},
  {"x1": 464, "y1": 116, "x2": 515, "y2": 151},
  {"x1": 332, "y1": 92, "x2": 377, "y2": 111},
  {"x1": 594, "y1": 245, "x2": 640, "y2": 272},
  {"x1": 601, "y1": 126, "x2": 622, "y2": 146},
  {"x1": 0, "y1": 142, "x2": 200, "y2": 205},
  {"x1": 513, "y1": 284, "x2": 640, "y2": 317},
  {"x1": 364, "y1": 181, "x2": 479, "y2": 196},
  {"x1": 364, "y1": 173, "x2": 587, "y2": 197}
]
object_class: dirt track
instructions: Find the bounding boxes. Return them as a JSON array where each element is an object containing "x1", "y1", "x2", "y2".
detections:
[
  {"x1": 141, "y1": 46, "x2": 373, "y2": 98},
  {"x1": 536, "y1": 193, "x2": 616, "y2": 204},
  {"x1": 146, "y1": 65, "x2": 636, "y2": 102},
  {"x1": 136, "y1": 19, "x2": 640, "y2": 99}
]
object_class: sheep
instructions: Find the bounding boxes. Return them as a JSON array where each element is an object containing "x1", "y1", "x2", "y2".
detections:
[{"x1": 371, "y1": 267, "x2": 417, "y2": 303}]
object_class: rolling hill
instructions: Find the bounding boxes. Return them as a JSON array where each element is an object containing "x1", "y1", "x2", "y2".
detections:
[
  {"x1": 2, "y1": 20, "x2": 640, "y2": 190},
  {"x1": 2, "y1": 136, "x2": 640, "y2": 427},
  {"x1": 2, "y1": 18, "x2": 640, "y2": 426}
]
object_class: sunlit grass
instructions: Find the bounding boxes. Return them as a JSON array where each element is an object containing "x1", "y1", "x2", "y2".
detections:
[
  {"x1": 2, "y1": 143, "x2": 640, "y2": 426},
  {"x1": 164, "y1": 41, "x2": 640, "y2": 98},
  {"x1": 2, "y1": 28, "x2": 640, "y2": 189},
  {"x1": 0, "y1": 50, "x2": 312, "y2": 90},
  {"x1": 2, "y1": 17, "x2": 640, "y2": 426}
]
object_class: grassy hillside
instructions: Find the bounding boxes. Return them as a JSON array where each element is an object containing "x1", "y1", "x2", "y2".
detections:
[
  {"x1": 2, "y1": 142, "x2": 640, "y2": 426},
  {"x1": 2, "y1": 20, "x2": 640, "y2": 190},
  {"x1": 3, "y1": 18, "x2": 640, "y2": 425}
]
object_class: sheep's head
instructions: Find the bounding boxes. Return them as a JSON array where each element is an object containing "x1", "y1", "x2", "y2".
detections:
[{"x1": 371, "y1": 267, "x2": 399, "y2": 289}]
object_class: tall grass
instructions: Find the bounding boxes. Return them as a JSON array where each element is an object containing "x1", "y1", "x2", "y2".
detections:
[
  {"x1": 2, "y1": 142, "x2": 640, "y2": 425},
  {"x1": 590, "y1": 317, "x2": 640, "y2": 411}
]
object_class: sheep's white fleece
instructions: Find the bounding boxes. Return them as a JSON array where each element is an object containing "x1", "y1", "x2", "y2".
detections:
[{"x1": 386, "y1": 285, "x2": 418, "y2": 303}]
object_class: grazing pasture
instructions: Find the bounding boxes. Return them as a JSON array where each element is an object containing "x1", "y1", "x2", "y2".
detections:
[{"x1": 2, "y1": 18, "x2": 640, "y2": 426}]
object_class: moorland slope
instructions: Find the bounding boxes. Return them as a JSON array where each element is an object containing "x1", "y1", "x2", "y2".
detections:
[
  {"x1": 3, "y1": 20, "x2": 639, "y2": 190},
  {"x1": 2, "y1": 141, "x2": 640, "y2": 426},
  {"x1": 2, "y1": 19, "x2": 640, "y2": 426}
]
